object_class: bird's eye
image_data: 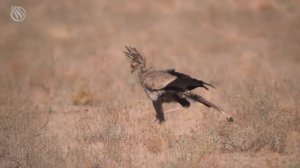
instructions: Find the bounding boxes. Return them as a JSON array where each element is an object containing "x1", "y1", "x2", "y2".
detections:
[{"x1": 131, "y1": 63, "x2": 136, "y2": 68}]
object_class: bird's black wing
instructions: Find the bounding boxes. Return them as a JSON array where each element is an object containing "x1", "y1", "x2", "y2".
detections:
[
  {"x1": 163, "y1": 69, "x2": 215, "y2": 91},
  {"x1": 152, "y1": 100, "x2": 165, "y2": 123}
]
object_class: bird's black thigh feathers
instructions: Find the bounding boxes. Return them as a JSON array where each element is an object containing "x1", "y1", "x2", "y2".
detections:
[
  {"x1": 160, "y1": 92, "x2": 190, "y2": 108},
  {"x1": 152, "y1": 100, "x2": 165, "y2": 123}
]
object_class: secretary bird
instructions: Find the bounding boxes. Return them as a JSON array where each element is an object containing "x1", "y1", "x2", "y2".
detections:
[{"x1": 124, "y1": 46, "x2": 233, "y2": 123}]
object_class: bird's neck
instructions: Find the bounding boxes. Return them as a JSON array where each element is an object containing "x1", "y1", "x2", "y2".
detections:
[{"x1": 137, "y1": 66, "x2": 147, "y2": 83}]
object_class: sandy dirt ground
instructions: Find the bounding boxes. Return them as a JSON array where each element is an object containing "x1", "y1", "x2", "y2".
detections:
[{"x1": 0, "y1": 0, "x2": 300, "y2": 167}]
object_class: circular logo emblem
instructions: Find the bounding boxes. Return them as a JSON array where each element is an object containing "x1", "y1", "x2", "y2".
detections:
[{"x1": 10, "y1": 6, "x2": 26, "y2": 22}]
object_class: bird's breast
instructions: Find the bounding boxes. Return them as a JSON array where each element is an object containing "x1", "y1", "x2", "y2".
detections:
[{"x1": 145, "y1": 89, "x2": 164, "y2": 101}]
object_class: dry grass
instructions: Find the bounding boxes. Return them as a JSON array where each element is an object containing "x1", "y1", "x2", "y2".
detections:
[
  {"x1": 0, "y1": 97, "x2": 64, "y2": 168},
  {"x1": 1, "y1": 0, "x2": 300, "y2": 167},
  {"x1": 219, "y1": 85, "x2": 297, "y2": 153}
]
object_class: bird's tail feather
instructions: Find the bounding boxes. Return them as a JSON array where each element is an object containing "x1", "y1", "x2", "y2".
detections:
[
  {"x1": 182, "y1": 92, "x2": 222, "y2": 111},
  {"x1": 181, "y1": 91, "x2": 233, "y2": 122},
  {"x1": 197, "y1": 80, "x2": 216, "y2": 90},
  {"x1": 203, "y1": 82, "x2": 216, "y2": 89}
]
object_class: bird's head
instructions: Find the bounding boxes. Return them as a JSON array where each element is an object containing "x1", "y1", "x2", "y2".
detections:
[{"x1": 124, "y1": 46, "x2": 146, "y2": 73}]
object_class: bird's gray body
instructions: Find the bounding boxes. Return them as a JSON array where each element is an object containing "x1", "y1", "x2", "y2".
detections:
[{"x1": 138, "y1": 69, "x2": 175, "y2": 101}]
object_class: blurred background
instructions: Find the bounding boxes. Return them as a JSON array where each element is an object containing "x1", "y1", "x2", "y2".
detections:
[{"x1": 0, "y1": 0, "x2": 299, "y2": 167}]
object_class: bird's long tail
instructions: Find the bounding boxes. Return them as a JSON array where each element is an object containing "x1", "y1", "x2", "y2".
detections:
[{"x1": 181, "y1": 91, "x2": 233, "y2": 122}]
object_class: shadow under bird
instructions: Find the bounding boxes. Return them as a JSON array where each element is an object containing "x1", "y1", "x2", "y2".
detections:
[{"x1": 124, "y1": 46, "x2": 233, "y2": 124}]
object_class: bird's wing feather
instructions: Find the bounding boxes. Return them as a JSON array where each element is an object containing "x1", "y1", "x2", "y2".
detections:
[
  {"x1": 143, "y1": 71, "x2": 177, "y2": 90},
  {"x1": 165, "y1": 70, "x2": 216, "y2": 91}
]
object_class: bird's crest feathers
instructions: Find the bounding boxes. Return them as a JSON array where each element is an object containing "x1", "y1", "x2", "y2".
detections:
[{"x1": 124, "y1": 46, "x2": 146, "y2": 67}]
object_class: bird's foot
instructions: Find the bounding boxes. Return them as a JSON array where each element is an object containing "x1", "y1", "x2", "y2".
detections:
[
  {"x1": 227, "y1": 117, "x2": 234, "y2": 122},
  {"x1": 159, "y1": 120, "x2": 165, "y2": 124},
  {"x1": 155, "y1": 117, "x2": 165, "y2": 124}
]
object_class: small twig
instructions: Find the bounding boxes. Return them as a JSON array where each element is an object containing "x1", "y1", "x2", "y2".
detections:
[{"x1": 223, "y1": 141, "x2": 242, "y2": 152}]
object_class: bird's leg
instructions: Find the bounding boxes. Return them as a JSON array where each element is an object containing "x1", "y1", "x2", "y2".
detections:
[
  {"x1": 182, "y1": 92, "x2": 233, "y2": 122},
  {"x1": 164, "y1": 107, "x2": 186, "y2": 114},
  {"x1": 220, "y1": 110, "x2": 233, "y2": 122}
]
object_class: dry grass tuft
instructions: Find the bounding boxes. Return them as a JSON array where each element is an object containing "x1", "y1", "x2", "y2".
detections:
[
  {"x1": 144, "y1": 134, "x2": 164, "y2": 154},
  {"x1": 218, "y1": 82, "x2": 298, "y2": 153},
  {"x1": 72, "y1": 87, "x2": 95, "y2": 106}
]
